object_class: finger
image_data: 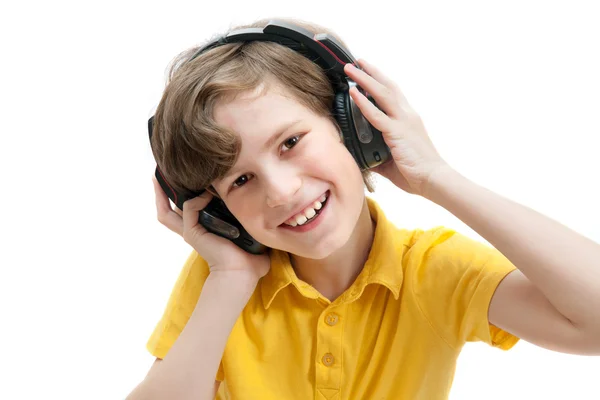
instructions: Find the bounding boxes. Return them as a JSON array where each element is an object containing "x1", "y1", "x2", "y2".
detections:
[
  {"x1": 153, "y1": 176, "x2": 184, "y2": 235},
  {"x1": 348, "y1": 85, "x2": 393, "y2": 133},
  {"x1": 357, "y1": 59, "x2": 410, "y2": 106},
  {"x1": 356, "y1": 59, "x2": 396, "y2": 88},
  {"x1": 344, "y1": 62, "x2": 400, "y2": 119},
  {"x1": 181, "y1": 192, "x2": 213, "y2": 236},
  {"x1": 173, "y1": 205, "x2": 183, "y2": 217},
  {"x1": 151, "y1": 176, "x2": 184, "y2": 216}
]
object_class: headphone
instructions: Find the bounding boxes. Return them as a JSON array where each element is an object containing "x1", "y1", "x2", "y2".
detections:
[{"x1": 148, "y1": 19, "x2": 391, "y2": 254}]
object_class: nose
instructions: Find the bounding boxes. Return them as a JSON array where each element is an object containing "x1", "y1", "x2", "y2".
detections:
[{"x1": 264, "y1": 168, "x2": 301, "y2": 208}]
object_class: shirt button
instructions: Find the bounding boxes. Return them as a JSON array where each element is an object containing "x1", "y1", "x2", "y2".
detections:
[
  {"x1": 325, "y1": 313, "x2": 339, "y2": 326},
  {"x1": 322, "y1": 353, "x2": 335, "y2": 367}
]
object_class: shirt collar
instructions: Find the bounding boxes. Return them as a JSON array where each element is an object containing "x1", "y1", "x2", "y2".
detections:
[{"x1": 260, "y1": 197, "x2": 404, "y2": 309}]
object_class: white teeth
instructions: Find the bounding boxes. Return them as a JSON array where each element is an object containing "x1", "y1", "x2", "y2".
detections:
[
  {"x1": 295, "y1": 215, "x2": 308, "y2": 225},
  {"x1": 304, "y1": 207, "x2": 316, "y2": 219},
  {"x1": 283, "y1": 192, "x2": 329, "y2": 227}
]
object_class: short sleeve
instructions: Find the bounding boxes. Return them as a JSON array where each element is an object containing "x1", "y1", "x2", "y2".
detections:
[
  {"x1": 146, "y1": 250, "x2": 225, "y2": 381},
  {"x1": 411, "y1": 227, "x2": 520, "y2": 351}
]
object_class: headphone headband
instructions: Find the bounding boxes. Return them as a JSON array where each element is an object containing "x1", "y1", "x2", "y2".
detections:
[{"x1": 188, "y1": 20, "x2": 358, "y2": 85}]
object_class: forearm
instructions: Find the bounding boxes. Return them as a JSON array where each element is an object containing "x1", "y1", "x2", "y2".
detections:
[
  {"x1": 425, "y1": 166, "x2": 600, "y2": 333},
  {"x1": 129, "y1": 273, "x2": 257, "y2": 400}
]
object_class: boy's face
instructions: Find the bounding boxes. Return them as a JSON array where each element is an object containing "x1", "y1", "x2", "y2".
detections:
[{"x1": 211, "y1": 82, "x2": 366, "y2": 259}]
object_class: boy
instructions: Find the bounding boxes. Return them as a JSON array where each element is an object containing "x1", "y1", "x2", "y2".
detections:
[{"x1": 127, "y1": 17, "x2": 600, "y2": 400}]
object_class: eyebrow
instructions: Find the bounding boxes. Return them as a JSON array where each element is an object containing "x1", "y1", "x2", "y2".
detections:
[{"x1": 222, "y1": 119, "x2": 304, "y2": 182}]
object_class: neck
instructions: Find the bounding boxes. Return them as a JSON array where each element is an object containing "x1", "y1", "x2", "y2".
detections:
[{"x1": 289, "y1": 198, "x2": 375, "y2": 301}]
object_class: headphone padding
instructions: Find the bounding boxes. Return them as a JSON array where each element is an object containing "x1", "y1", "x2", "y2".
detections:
[{"x1": 333, "y1": 91, "x2": 365, "y2": 169}]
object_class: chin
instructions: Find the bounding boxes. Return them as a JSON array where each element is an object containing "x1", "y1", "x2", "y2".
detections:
[
  {"x1": 284, "y1": 246, "x2": 337, "y2": 261},
  {"x1": 283, "y1": 224, "x2": 354, "y2": 260}
]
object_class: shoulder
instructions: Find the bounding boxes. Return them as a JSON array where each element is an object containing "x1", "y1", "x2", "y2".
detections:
[
  {"x1": 401, "y1": 225, "x2": 516, "y2": 309},
  {"x1": 401, "y1": 226, "x2": 519, "y2": 349},
  {"x1": 146, "y1": 250, "x2": 211, "y2": 358},
  {"x1": 403, "y1": 226, "x2": 500, "y2": 272},
  {"x1": 164, "y1": 250, "x2": 212, "y2": 314}
]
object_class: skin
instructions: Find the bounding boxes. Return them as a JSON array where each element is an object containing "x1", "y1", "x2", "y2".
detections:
[{"x1": 210, "y1": 80, "x2": 376, "y2": 301}]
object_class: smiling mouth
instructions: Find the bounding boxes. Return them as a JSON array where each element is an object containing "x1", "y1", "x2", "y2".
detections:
[{"x1": 279, "y1": 190, "x2": 330, "y2": 228}]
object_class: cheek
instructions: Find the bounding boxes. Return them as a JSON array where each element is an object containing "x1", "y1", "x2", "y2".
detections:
[
  {"x1": 224, "y1": 197, "x2": 259, "y2": 228},
  {"x1": 314, "y1": 139, "x2": 362, "y2": 178},
  {"x1": 228, "y1": 205, "x2": 269, "y2": 242},
  {"x1": 310, "y1": 134, "x2": 353, "y2": 166}
]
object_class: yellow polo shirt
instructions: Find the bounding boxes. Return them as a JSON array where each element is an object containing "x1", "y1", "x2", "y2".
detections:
[{"x1": 146, "y1": 197, "x2": 520, "y2": 399}]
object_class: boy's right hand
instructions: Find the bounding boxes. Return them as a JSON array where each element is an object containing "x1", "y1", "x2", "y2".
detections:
[{"x1": 152, "y1": 176, "x2": 271, "y2": 283}]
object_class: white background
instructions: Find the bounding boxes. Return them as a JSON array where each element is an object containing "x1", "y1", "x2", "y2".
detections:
[{"x1": 1, "y1": 0, "x2": 599, "y2": 399}]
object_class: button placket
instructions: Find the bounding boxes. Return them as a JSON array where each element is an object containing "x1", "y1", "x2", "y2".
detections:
[{"x1": 315, "y1": 305, "x2": 346, "y2": 394}]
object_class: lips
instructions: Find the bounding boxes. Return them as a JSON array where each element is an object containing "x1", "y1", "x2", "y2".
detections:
[
  {"x1": 278, "y1": 192, "x2": 331, "y2": 232},
  {"x1": 279, "y1": 190, "x2": 330, "y2": 226}
]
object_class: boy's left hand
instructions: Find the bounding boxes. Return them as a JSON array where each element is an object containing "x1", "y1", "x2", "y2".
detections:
[{"x1": 344, "y1": 60, "x2": 450, "y2": 197}]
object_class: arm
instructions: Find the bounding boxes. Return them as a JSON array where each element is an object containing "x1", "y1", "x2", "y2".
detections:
[
  {"x1": 343, "y1": 58, "x2": 600, "y2": 354},
  {"x1": 425, "y1": 166, "x2": 600, "y2": 354},
  {"x1": 126, "y1": 273, "x2": 257, "y2": 400}
]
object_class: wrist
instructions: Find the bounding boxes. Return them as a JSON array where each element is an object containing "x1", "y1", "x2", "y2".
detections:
[
  {"x1": 207, "y1": 271, "x2": 260, "y2": 293},
  {"x1": 422, "y1": 164, "x2": 460, "y2": 202}
]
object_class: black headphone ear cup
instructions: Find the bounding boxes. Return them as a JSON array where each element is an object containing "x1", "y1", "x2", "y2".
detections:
[{"x1": 333, "y1": 91, "x2": 366, "y2": 169}]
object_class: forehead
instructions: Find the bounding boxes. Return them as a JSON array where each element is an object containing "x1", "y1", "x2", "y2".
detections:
[{"x1": 212, "y1": 82, "x2": 311, "y2": 142}]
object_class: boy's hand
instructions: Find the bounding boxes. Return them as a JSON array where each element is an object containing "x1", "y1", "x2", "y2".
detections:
[
  {"x1": 152, "y1": 176, "x2": 270, "y2": 282},
  {"x1": 344, "y1": 60, "x2": 451, "y2": 197}
]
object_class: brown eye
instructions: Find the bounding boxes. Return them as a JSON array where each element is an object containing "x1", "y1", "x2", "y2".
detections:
[
  {"x1": 283, "y1": 135, "x2": 301, "y2": 150},
  {"x1": 233, "y1": 175, "x2": 249, "y2": 188}
]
